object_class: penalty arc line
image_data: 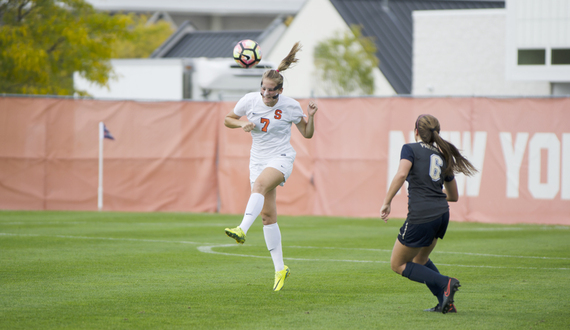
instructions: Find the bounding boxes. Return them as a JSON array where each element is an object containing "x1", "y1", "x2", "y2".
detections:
[
  {"x1": 2, "y1": 233, "x2": 568, "y2": 270},
  {"x1": 197, "y1": 244, "x2": 388, "y2": 264},
  {"x1": 199, "y1": 244, "x2": 570, "y2": 271}
]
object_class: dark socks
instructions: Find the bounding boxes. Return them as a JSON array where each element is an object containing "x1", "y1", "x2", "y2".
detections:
[
  {"x1": 402, "y1": 261, "x2": 448, "y2": 304},
  {"x1": 424, "y1": 259, "x2": 439, "y2": 273},
  {"x1": 424, "y1": 259, "x2": 444, "y2": 304}
]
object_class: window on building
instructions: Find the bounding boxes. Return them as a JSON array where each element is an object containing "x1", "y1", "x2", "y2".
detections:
[
  {"x1": 551, "y1": 49, "x2": 570, "y2": 65},
  {"x1": 517, "y1": 49, "x2": 545, "y2": 65}
]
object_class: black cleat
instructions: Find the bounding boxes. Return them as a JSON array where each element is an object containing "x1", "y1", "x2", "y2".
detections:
[
  {"x1": 441, "y1": 278, "x2": 461, "y2": 314},
  {"x1": 424, "y1": 303, "x2": 457, "y2": 313}
]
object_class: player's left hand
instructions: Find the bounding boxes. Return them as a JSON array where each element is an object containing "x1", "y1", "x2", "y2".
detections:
[{"x1": 307, "y1": 101, "x2": 318, "y2": 116}]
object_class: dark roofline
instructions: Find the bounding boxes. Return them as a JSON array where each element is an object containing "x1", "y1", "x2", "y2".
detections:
[
  {"x1": 150, "y1": 20, "x2": 197, "y2": 58},
  {"x1": 150, "y1": 16, "x2": 288, "y2": 59},
  {"x1": 152, "y1": 29, "x2": 264, "y2": 59}
]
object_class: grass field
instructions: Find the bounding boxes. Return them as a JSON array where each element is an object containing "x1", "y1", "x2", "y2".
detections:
[{"x1": 1, "y1": 210, "x2": 569, "y2": 329}]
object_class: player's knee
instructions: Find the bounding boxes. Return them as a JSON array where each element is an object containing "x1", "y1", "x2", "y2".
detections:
[
  {"x1": 261, "y1": 215, "x2": 276, "y2": 225},
  {"x1": 390, "y1": 260, "x2": 403, "y2": 275},
  {"x1": 260, "y1": 211, "x2": 277, "y2": 226},
  {"x1": 251, "y1": 181, "x2": 268, "y2": 195},
  {"x1": 391, "y1": 264, "x2": 401, "y2": 275}
]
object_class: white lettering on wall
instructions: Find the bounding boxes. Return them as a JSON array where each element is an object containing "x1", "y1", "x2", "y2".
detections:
[
  {"x1": 560, "y1": 133, "x2": 570, "y2": 199},
  {"x1": 499, "y1": 132, "x2": 529, "y2": 198},
  {"x1": 500, "y1": 132, "x2": 569, "y2": 200},
  {"x1": 528, "y1": 133, "x2": 560, "y2": 199},
  {"x1": 440, "y1": 131, "x2": 487, "y2": 196},
  {"x1": 388, "y1": 131, "x2": 486, "y2": 197},
  {"x1": 390, "y1": 131, "x2": 570, "y2": 200},
  {"x1": 387, "y1": 131, "x2": 412, "y2": 194}
]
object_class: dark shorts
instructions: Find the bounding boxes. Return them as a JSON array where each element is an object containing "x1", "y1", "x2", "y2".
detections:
[{"x1": 397, "y1": 211, "x2": 450, "y2": 248}]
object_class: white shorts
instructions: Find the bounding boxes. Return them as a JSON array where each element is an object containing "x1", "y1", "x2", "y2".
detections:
[{"x1": 250, "y1": 155, "x2": 295, "y2": 187}]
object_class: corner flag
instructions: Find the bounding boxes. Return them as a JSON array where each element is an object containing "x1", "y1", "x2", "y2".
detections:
[
  {"x1": 103, "y1": 124, "x2": 115, "y2": 140},
  {"x1": 98, "y1": 122, "x2": 115, "y2": 211}
]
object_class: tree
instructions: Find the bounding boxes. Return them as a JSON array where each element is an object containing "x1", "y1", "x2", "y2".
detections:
[
  {"x1": 0, "y1": 0, "x2": 132, "y2": 96},
  {"x1": 111, "y1": 14, "x2": 174, "y2": 59},
  {"x1": 314, "y1": 25, "x2": 379, "y2": 96}
]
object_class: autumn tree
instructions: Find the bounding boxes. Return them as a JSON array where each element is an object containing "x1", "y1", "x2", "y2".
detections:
[
  {"x1": 0, "y1": 0, "x2": 132, "y2": 96},
  {"x1": 314, "y1": 25, "x2": 379, "y2": 96},
  {"x1": 111, "y1": 14, "x2": 174, "y2": 59}
]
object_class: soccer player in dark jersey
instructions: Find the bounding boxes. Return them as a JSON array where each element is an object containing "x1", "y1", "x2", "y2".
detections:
[{"x1": 380, "y1": 114, "x2": 478, "y2": 314}]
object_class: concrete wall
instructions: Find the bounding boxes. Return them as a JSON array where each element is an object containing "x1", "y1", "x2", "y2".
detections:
[
  {"x1": 505, "y1": 0, "x2": 570, "y2": 82},
  {"x1": 413, "y1": 9, "x2": 550, "y2": 96},
  {"x1": 74, "y1": 59, "x2": 184, "y2": 101}
]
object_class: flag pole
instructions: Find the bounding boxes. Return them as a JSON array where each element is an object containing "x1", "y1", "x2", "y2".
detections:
[{"x1": 98, "y1": 122, "x2": 104, "y2": 211}]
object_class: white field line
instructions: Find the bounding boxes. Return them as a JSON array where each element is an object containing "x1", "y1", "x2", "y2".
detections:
[
  {"x1": 287, "y1": 245, "x2": 570, "y2": 260},
  {"x1": 2, "y1": 222, "x2": 568, "y2": 232},
  {"x1": 0, "y1": 232, "x2": 210, "y2": 245},
  {"x1": 0, "y1": 221, "x2": 228, "y2": 227},
  {"x1": 201, "y1": 244, "x2": 570, "y2": 271},
  {"x1": 197, "y1": 245, "x2": 388, "y2": 264},
  {"x1": 2, "y1": 232, "x2": 569, "y2": 270},
  {"x1": 449, "y1": 226, "x2": 569, "y2": 231}
]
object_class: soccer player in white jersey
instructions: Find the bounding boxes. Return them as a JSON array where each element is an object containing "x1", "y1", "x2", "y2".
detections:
[{"x1": 224, "y1": 42, "x2": 318, "y2": 291}]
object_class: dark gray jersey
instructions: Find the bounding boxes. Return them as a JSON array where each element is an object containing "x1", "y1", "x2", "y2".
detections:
[{"x1": 401, "y1": 142, "x2": 454, "y2": 224}]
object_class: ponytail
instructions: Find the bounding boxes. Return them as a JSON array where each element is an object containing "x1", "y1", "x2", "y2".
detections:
[
  {"x1": 415, "y1": 114, "x2": 478, "y2": 177},
  {"x1": 261, "y1": 42, "x2": 302, "y2": 88}
]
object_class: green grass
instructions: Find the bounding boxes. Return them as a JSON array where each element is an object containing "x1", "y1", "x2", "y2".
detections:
[{"x1": 1, "y1": 211, "x2": 569, "y2": 329}]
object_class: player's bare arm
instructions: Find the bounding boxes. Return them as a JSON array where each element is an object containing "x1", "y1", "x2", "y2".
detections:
[
  {"x1": 444, "y1": 179, "x2": 459, "y2": 202},
  {"x1": 381, "y1": 159, "x2": 412, "y2": 222},
  {"x1": 224, "y1": 110, "x2": 255, "y2": 132},
  {"x1": 295, "y1": 101, "x2": 318, "y2": 138}
]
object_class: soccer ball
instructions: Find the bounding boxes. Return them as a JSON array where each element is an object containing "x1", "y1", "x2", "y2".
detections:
[{"x1": 233, "y1": 39, "x2": 262, "y2": 68}]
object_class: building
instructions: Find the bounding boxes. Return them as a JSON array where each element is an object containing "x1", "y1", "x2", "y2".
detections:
[
  {"x1": 84, "y1": 0, "x2": 306, "y2": 31},
  {"x1": 78, "y1": 0, "x2": 570, "y2": 99},
  {"x1": 413, "y1": 0, "x2": 570, "y2": 96}
]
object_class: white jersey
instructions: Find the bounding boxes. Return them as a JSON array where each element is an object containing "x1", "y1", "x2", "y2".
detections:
[{"x1": 233, "y1": 92, "x2": 305, "y2": 164}]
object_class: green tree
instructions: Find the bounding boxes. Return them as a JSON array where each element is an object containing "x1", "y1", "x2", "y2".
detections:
[
  {"x1": 314, "y1": 25, "x2": 379, "y2": 96},
  {"x1": 0, "y1": 0, "x2": 132, "y2": 96},
  {"x1": 111, "y1": 14, "x2": 174, "y2": 59}
]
